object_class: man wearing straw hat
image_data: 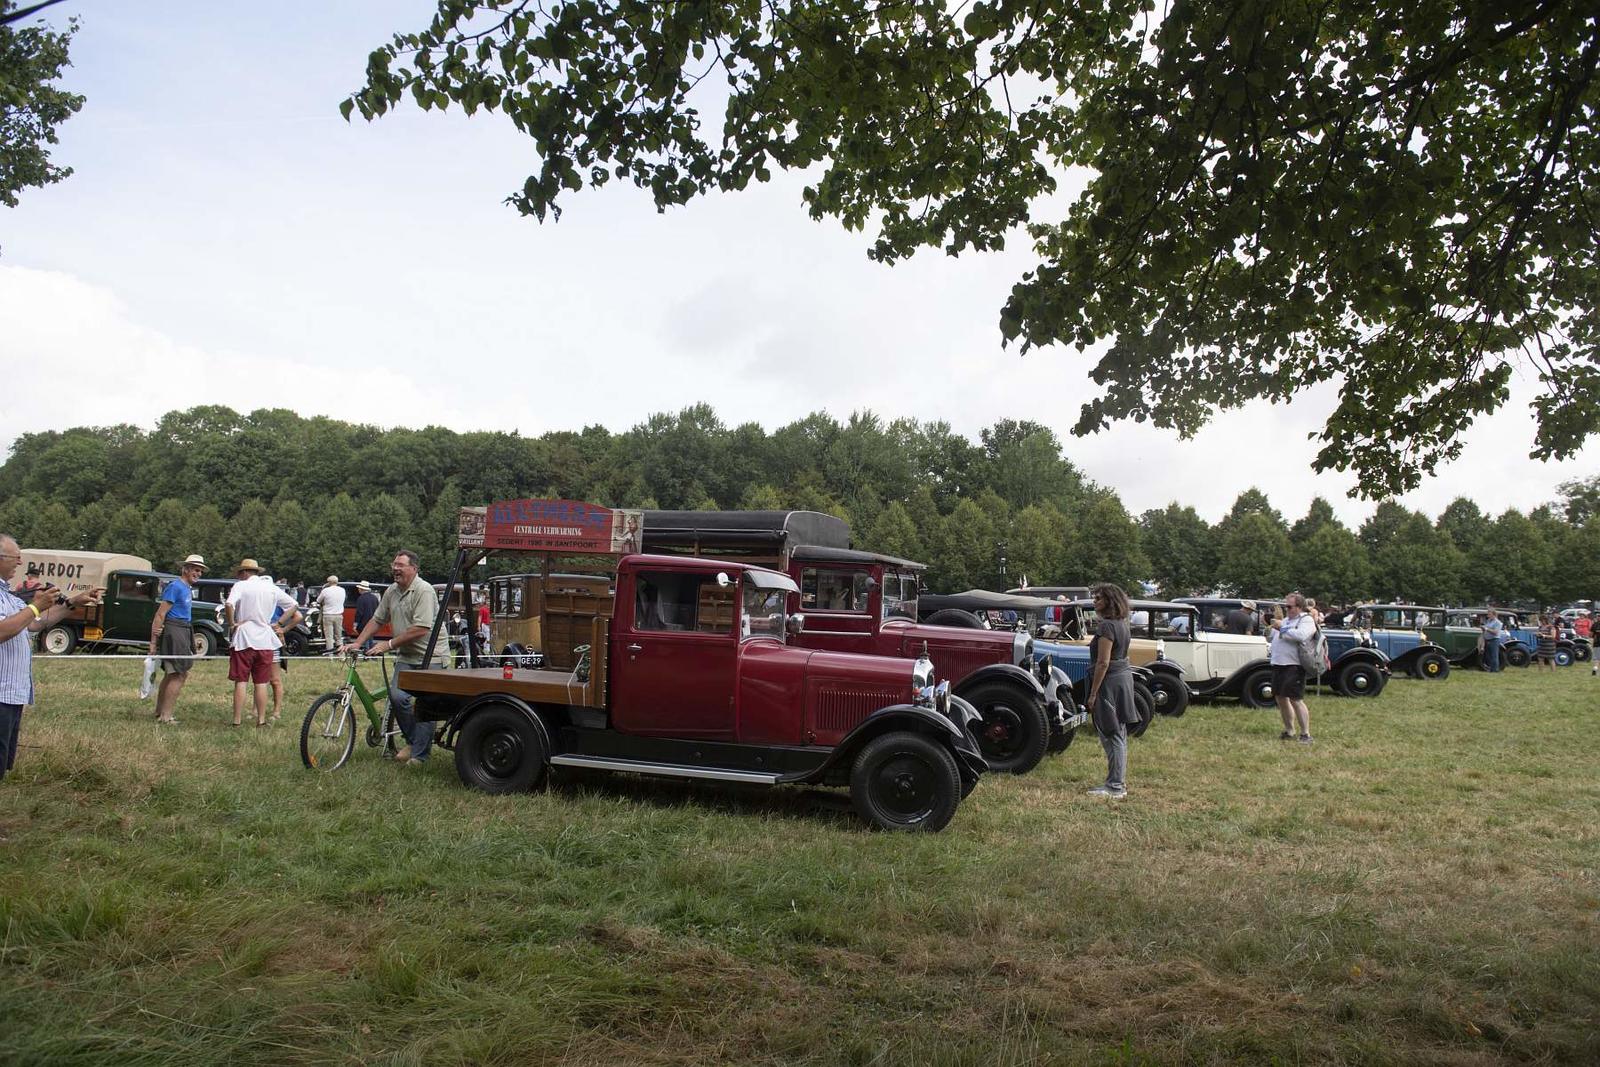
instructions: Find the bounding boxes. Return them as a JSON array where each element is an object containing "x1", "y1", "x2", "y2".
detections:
[
  {"x1": 149, "y1": 554, "x2": 208, "y2": 725},
  {"x1": 225, "y1": 559, "x2": 301, "y2": 727}
]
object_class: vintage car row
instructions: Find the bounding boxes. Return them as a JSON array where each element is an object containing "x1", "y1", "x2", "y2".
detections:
[
  {"x1": 1179, "y1": 598, "x2": 1392, "y2": 699},
  {"x1": 372, "y1": 502, "x2": 990, "y2": 832}
]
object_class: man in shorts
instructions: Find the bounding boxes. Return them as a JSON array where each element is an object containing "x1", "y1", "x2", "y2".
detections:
[
  {"x1": 1268, "y1": 592, "x2": 1317, "y2": 744},
  {"x1": 225, "y1": 559, "x2": 301, "y2": 727},
  {"x1": 149, "y1": 555, "x2": 208, "y2": 725}
]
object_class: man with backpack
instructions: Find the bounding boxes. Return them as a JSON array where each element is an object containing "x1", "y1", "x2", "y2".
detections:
[{"x1": 1268, "y1": 592, "x2": 1321, "y2": 745}]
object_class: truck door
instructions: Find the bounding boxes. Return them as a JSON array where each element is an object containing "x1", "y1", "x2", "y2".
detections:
[
  {"x1": 791, "y1": 564, "x2": 876, "y2": 655},
  {"x1": 610, "y1": 568, "x2": 738, "y2": 739}
]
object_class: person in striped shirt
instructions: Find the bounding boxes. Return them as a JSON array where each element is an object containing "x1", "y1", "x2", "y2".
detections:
[{"x1": 0, "y1": 533, "x2": 104, "y2": 781}]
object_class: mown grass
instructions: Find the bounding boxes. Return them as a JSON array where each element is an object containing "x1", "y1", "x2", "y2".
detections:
[{"x1": 1, "y1": 657, "x2": 1596, "y2": 1065}]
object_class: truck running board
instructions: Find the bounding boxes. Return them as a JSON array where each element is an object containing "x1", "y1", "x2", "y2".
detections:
[{"x1": 548, "y1": 754, "x2": 783, "y2": 785}]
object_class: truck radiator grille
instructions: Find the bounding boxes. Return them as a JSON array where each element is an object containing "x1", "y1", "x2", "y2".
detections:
[
  {"x1": 937, "y1": 653, "x2": 994, "y2": 684},
  {"x1": 814, "y1": 684, "x2": 905, "y2": 735}
]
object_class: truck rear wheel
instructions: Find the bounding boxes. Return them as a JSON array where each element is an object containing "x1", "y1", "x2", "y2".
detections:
[
  {"x1": 961, "y1": 679, "x2": 1049, "y2": 775},
  {"x1": 849, "y1": 731, "x2": 960, "y2": 832},
  {"x1": 455, "y1": 704, "x2": 548, "y2": 794}
]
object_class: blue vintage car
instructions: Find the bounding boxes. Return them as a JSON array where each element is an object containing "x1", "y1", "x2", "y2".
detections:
[
  {"x1": 1351, "y1": 605, "x2": 1453, "y2": 679},
  {"x1": 1177, "y1": 598, "x2": 1390, "y2": 699},
  {"x1": 1031, "y1": 637, "x2": 1159, "y2": 741}
]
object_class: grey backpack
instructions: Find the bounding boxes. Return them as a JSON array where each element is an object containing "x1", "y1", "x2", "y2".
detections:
[{"x1": 1298, "y1": 623, "x2": 1330, "y2": 676}]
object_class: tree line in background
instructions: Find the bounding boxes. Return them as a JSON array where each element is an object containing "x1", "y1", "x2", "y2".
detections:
[{"x1": 1, "y1": 405, "x2": 1597, "y2": 607}]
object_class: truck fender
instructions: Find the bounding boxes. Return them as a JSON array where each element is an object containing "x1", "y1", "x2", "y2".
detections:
[
  {"x1": 953, "y1": 663, "x2": 1045, "y2": 701},
  {"x1": 439, "y1": 693, "x2": 553, "y2": 755},
  {"x1": 790, "y1": 705, "x2": 987, "y2": 786}
]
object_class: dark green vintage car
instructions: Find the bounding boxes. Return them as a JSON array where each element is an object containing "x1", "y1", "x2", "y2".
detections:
[
  {"x1": 1423, "y1": 608, "x2": 1533, "y2": 669},
  {"x1": 36, "y1": 568, "x2": 227, "y2": 658}
]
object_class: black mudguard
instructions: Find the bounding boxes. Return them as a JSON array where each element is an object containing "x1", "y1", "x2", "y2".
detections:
[
  {"x1": 955, "y1": 663, "x2": 1045, "y2": 699},
  {"x1": 1330, "y1": 648, "x2": 1389, "y2": 673},
  {"x1": 1147, "y1": 659, "x2": 1186, "y2": 680},
  {"x1": 1388, "y1": 643, "x2": 1448, "y2": 673},
  {"x1": 1216, "y1": 658, "x2": 1272, "y2": 698},
  {"x1": 437, "y1": 692, "x2": 553, "y2": 752},
  {"x1": 793, "y1": 704, "x2": 987, "y2": 786}
]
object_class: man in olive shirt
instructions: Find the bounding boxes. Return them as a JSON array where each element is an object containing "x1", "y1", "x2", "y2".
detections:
[{"x1": 341, "y1": 549, "x2": 440, "y2": 767}]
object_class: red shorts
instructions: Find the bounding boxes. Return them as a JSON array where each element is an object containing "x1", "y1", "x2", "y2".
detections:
[{"x1": 228, "y1": 647, "x2": 276, "y2": 684}]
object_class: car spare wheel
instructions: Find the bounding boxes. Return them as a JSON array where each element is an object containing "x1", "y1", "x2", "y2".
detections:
[{"x1": 924, "y1": 608, "x2": 987, "y2": 629}]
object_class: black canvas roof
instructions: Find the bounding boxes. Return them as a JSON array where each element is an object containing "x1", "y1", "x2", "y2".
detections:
[
  {"x1": 921, "y1": 589, "x2": 1053, "y2": 612},
  {"x1": 789, "y1": 544, "x2": 926, "y2": 570},
  {"x1": 640, "y1": 510, "x2": 850, "y2": 550}
]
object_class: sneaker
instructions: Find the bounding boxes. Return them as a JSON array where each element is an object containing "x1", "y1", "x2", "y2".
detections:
[
  {"x1": 1298, "y1": 734, "x2": 1314, "y2": 745},
  {"x1": 1086, "y1": 785, "x2": 1127, "y2": 798},
  {"x1": 1279, "y1": 730, "x2": 1294, "y2": 741},
  {"x1": 404, "y1": 757, "x2": 426, "y2": 769},
  {"x1": 157, "y1": 718, "x2": 180, "y2": 726}
]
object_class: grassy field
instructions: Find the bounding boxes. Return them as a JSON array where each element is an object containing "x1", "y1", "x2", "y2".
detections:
[{"x1": 1, "y1": 657, "x2": 1596, "y2": 1066}]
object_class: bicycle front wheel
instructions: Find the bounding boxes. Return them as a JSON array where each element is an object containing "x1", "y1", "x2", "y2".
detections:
[{"x1": 300, "y1": 691, "x2": 357, "y2": 771}]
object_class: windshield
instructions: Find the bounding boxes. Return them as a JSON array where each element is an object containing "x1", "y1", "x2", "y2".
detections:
[
  {"x1": 881, "y1": 571, "x2": 918, "y2": 622},
  {"x1": 742, "y1": 578, "x2": 788, "y2": 641}
]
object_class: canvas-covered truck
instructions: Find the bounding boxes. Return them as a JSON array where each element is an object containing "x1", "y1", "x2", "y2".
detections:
[
  {"x1": 19, "y1": 549, "x2": 227, "y2": 657},
  {"x1": 378, "y1": 500, "x2": 988, "y2": 832},
  {"x1": 638, "y1": 510, "x2": 1086, "y2": 775}
]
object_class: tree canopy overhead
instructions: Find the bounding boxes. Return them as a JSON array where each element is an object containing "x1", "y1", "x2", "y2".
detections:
[
  {"x1": 345, "y1": 0, "x2": 1600, "y2": 498},
  {"x1": 0, "y1": 0, "x2": 82, "y2": 220}
]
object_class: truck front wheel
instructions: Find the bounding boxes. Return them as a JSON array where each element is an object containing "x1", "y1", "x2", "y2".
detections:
[
  {"x1": 961, "y1": 679, "x2": 1049, "y2": 775},
  {"x1": 38, "y1": 625, "x2": 77, "y2": 656},
  {"x1": 849, "y1": 731, "x2": 960, "y2": 832},
  {"x1": 455, "y1": 704, "x2": 549, "y2": 794}
]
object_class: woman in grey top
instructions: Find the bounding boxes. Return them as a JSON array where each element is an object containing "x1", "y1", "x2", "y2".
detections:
[{"x1": 1086, "y1": 583, "x2": 1141, "y2": 799}]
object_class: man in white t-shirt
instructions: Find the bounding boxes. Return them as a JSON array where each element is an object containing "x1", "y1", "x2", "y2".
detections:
[
  {"x1": 316, "y1": 576, "x2": 347, "y2": 651},
  {"x1": 225, "y1": 560, "x2": 300, "y2": 727}
]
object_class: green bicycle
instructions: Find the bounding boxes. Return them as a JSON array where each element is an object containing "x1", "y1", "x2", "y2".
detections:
[{"x1": 299, "y1": 651, "x2": 398, "y2": 771}]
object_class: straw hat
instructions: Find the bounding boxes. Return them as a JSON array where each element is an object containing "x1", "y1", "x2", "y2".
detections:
[
  {"x1": 356, "y1": 580, "x2": 371, "y2": 592},
  {"x1": 180, "y1": 554, "x2": 209, "y2": 572},
  {"x1": 235, "y1": 558, "x2": 261, "y2": 574},
  {"x1": 1239, "y1": 599, "x2": 1257, "y2": 611}
]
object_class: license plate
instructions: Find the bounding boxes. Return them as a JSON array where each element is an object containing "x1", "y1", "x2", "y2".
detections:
[{"x1": 1063, "y1": 711, "x2": 1089, "y2": 730}]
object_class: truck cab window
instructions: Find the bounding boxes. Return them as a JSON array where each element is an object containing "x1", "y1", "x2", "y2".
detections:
[
  {"x1": 635, "y1": 571, "x2": 733, "y2": 634},
  {"x1": 742, "y1": 581, "x2": 787, "y2": 640},
  {"x1": 800, "y1": 568, "x2": 871, "y2": 612},
  {"x1": 880, "y1": 572, "x2": 918, "y2": 621}
]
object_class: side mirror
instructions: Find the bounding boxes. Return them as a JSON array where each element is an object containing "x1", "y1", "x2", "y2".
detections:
[
  {"x1": 716, "y1": 572, "x2": 732, "y2": 588},
  {"x1": 785, "y1": 613, "x2": 806, "y2": 636}
]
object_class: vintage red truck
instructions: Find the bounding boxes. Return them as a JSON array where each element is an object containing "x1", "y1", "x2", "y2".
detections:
[
  {"x1": 392, "y1": 501, "x2": 989, "y2": 832},
  {"x1": 636, "y1": 510, "x2": 1097, "y2": 774}
]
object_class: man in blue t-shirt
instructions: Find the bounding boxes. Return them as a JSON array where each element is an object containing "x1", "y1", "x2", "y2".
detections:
[{"x1": 149, "y1": 554, "x2": 208, "y2": 725}]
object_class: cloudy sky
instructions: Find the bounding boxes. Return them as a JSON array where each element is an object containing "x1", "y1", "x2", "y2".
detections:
[{"x1": 2, "y1": 2, "x2": 1591, "y2": 527}]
